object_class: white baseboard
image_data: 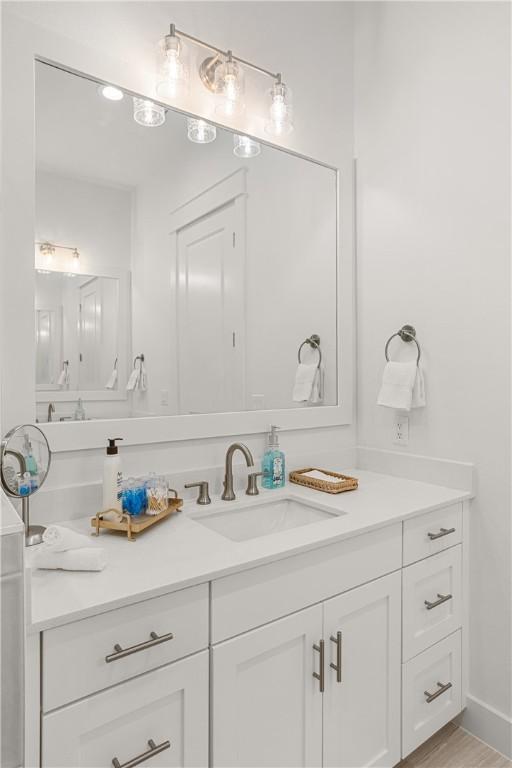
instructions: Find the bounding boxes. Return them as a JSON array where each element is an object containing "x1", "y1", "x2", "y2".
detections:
[
  {"x1": 460, "y1": 694, "x2": 512, "y2": 759},
  {"x1": 357, "y1": 446, "x2": 475, "y2": 494}
]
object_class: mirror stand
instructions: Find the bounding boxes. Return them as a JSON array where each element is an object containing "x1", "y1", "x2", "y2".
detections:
[{"x1": 21, "y1": 497, "x2": 46, "y2": 546}]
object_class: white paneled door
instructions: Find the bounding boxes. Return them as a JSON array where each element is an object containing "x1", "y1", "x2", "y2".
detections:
[
  {"x1": 177, "y1": 201, "x2": 245, "y2": 414},
  {"x1": 323, "y1": 571, "x2": 402, "y2": 768},
  {"x1": 212, "y1": 604, "x2": 323, "y2": 768}
]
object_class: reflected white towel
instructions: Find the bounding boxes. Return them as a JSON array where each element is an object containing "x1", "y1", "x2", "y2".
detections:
[
  {"x1": 139, "y1": 361, "x2": 147, "y2": 392},
  {"x1": 377, "y1": 362, "x2": 426, "y2": 411},
  {"x1": 57, "y1": 365, "x2": 69, "y2": 389},
  {"x1": 32, "y1": 547, "x2": 107, "y2": 572},
  {"x1": 105, "y1": 367, "x2": 118, "y2": 390},
  {"x1": 42, "y1": 525, "x2": 91, "y2": 553},
  {"x1": 293, "y1": 364, "x2": 319, "y2": 403},
  {"x1": 126, "y1": 367, "x2": 139, "y2": 391}
]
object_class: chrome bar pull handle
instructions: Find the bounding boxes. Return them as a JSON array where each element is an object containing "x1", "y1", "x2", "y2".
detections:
[
  {"x1": 427, "y1": 527, "x2": 456, "y2": 541},
  {"x1": 105, "y1": 631, "x2": 174, "y2": 663},
  {"x1": 313, "y1": 640, "x2": 325, "y2": 692},
  {"x1": 424, "y1": 681, "x2": 453, "y2": 704},
  {"x1": 329, "y1": 632, "x2": 342, "y2": 683},
  {"x1": 112, "y1": 738, "x2": 171, "y2": 768},
  {"x1": 424, "y1": 593, "x2": 453, "y2": 611}
]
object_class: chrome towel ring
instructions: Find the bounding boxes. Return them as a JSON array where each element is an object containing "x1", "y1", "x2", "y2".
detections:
[
  {"x1": 385, "y1": 325, "x2": 421, "y2": 364},
  {"x1": 298, "y1": 334, "x2": 322, "y2": 368}
]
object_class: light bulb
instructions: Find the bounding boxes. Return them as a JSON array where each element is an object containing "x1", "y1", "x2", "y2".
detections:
[
  {"x1": 215, "y1": 53, "x2": 244, "y2": 118},
  {"x1": 157, "y1": 27, "x2": 188, "y2": 99},
  {"x1": 233, "y1": 134, "x2": 261, "y2": 158},
  {"x1": 187, "y1": 118, "x2": 216, "y2": 144},
  {"x1": 265, "y1": 80, "x2": 293, "y2": 137},
  {"x1": 133, "y1": 98, "x2": 166, "y2": 127},
  {"x1": 99, "y1": 85, "x2": 124, "y2": 101}
]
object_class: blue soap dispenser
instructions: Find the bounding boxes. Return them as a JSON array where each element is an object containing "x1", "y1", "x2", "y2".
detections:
[{"x1": 262, "y1": 425, "x2": 285, "y2": 489}]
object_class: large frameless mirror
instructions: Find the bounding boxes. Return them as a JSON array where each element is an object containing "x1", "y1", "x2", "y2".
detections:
[{"x1": 34, "y1": 61, "x2": 338, "y2": 423}]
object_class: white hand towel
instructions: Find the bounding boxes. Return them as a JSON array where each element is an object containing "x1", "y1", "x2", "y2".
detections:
[
  {"x1": 57, "y1": 368, "x2": 66, "y2": 387},
  {"x1": 293, "y1": 363, "x2": 319, "y2": 403},
  {"x1": 105, "y1": 367, "x2": 118, "y2": 390},
  {"x1": 42, "y1": 525, "x2": 92, "y2": 553},
  {"x1": 377, "y1": 361, "x2": 425, "y2": 411},
  {"x1": 126, "y1": 367, "x2": 139, "y2": 391},
  {"x1": 139, "y1": 361, "x2": 147, "y2": 392},
  {"x1": 310, "y1": 366, "x2": 324, "y2": 404},
  {"x1": 411, "y1": 365, "x2": 426, "y2": 408},
  {"x1": 32, "y1": 547, "x2": 107, "y2": 572}
]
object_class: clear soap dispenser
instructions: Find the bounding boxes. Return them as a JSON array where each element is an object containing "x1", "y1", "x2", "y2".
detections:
[{"x1": 262, "y1": 425, "x2": 285, "y2": 489}]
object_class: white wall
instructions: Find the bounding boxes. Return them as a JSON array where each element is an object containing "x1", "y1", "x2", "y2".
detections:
[
  {"x1": 354, "y1": 0, "x2": 511, "y2": 743},
  {"x1": 1, "y1": 2, "x2": 355, "y2": 501}
]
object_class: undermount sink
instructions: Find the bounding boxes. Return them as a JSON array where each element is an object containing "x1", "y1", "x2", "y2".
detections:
[{"x1": 192, "y1": 497, "x2": 344, "y2": 542}]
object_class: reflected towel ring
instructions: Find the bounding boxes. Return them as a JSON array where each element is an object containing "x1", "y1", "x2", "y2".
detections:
[
  {"x1": 385, "y1": 325, "x2": 421, "y2": 364},
  {"x1": 298, "y1": 334, "x2": 322, "y2": 369}
]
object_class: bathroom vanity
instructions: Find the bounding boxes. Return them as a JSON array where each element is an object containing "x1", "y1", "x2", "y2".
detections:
[{"x1": 25, "y1": 471, "x2": 470, "y2": 768}]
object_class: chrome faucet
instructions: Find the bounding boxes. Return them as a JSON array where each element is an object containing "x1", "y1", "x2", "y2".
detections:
[
  {"x1": 222, "y1": 442, "x2": 261, "y2": 501},
  {"x1": 47, "y1": 402, "x2": 55, "y2": 423}
]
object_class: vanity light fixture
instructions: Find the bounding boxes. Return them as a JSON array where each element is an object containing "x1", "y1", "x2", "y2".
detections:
[
  {"x1": 214, "y1": 51, "x2": 244, "y2": 117},
  {"x1": 187, "y1": 118, "x2": 216, "y2": 144},
  {"x1": 36, "y1": 241, "x2": 80, "y2": 267},
  {"x1": 133, "y1": 98, "x2": 166, "y2": 127},
  {"x1": 157, "y1": 23, "x2": 189, "y2": 98},
  {"x1": 38, "y1": 241, "x2": 55, "y2": 259},
  {"x1": 265, "y1": 76, "x2": 293, "y2": 137},
  {"x1": 158, "y1": 24, "x2": 293, "y2": 133},
  {"x1": 99, "y1": 85, "x2": 124, "y2": 101},
  {"x1": 233, "y1": 134, "x2": 261, "y2": 158}
]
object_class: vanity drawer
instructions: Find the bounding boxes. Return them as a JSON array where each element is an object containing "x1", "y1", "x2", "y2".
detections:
[
  {"x1": 403, "y1": 504, "x2": 462, "y2": 565},
  {"x1": 43, "y1": 584, "x2": 209, "y2": 711},
  {"x1": 42, "y1": 650, "x2": 209, "y2": 767},
  {"x1": 402, "y1": 546, "x2": 462, "y2": 660},
  {"x1": 211, "y1": 523, "x2": 402, "y2": 642},
  {"x1": 402, "y1": 631, "x2": 462, "y2": 757}
]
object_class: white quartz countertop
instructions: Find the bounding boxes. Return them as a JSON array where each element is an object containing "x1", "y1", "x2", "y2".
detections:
[
  {"x1": 26, "y1": 469, "x2": 470, "y2": 632},
  {"x1": 0, "y1": 492, "x2": 23, "y2": 536}
]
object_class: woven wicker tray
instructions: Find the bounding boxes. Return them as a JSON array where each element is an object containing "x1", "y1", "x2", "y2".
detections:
[
  {"x1": 91, "y1": 497, "x2": 183, "y2": 541},
  {"x1": 289, "y1": 468, "x2": 358, "y2": 495}
]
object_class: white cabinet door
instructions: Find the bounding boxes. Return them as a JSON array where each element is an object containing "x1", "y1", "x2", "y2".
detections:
[
  {"x1": 212, "y1": 604, "x2": 323, "y2": 768},
  {"x1": 43, "y1": 652, "x2": 208, "y2": 768},
  {"x1": 323, "y1": 571, "x2": 402, "y2": 768}
]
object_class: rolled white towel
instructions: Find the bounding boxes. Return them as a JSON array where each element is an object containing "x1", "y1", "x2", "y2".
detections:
[
  {"x1": 42, "y1": 525, "x2": 92, "y2": 553},
  {"x1": 32, "y1": 547, "x2": 107, "y2": 572}
]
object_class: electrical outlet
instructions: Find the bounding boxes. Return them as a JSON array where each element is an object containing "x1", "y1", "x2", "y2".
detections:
[
  {"x1": 160, "y1": 389, "x2": 169, "y2": 406},
  {"x1": 394, "y1": 414, "x2": 409, "y2": 446}
]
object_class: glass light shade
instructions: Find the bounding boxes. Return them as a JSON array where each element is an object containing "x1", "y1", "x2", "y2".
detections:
[
  {"x1": 187, "y1": 118, "x2": 216, "y2": 144},
  {"x1": 265, "y1": 81, "x2": 293, "y2": 137},
  {"x1": 233, "y1": 134, "x2": 261, "y2": 158},
  {"x1": 215, "y1": 55, "x2": 245, "y2": 117},
  {"x1": 133, "y1": 98, "x2": 166, "y2": 127},
  {"x1": 157, "y1": 33, "x2": 188, "y2": 99}
]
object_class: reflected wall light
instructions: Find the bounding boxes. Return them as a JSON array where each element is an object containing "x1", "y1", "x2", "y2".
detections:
[
  {"x1": 187, "y1": 118, "x2": 216, "y2": 144},
  {"x1": 133, "y1": 98, "x2": 166, "y2": 127},
  {"x1": 233, "y1": 134, "x2": 261, "y2": 158}
]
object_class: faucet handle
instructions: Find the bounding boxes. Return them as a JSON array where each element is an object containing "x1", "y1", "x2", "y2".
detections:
[
  {"x1": 246, "y1": 471, "x2": 262, "y2": 497},
  {"x1": 184, "y1": 481, "x2": 211, "y2": 505}
]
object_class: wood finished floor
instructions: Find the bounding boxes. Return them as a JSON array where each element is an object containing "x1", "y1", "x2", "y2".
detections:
[{"x1": 398, "y1": 724, "x2": 511, "y2": 768}]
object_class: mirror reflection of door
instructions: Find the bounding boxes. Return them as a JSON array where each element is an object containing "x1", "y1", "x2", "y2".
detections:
[
  {"x1": 177, "y1": 201, "x2": 245, "y2": 414},
  {"x1": 36, "y1": 308, "x2": 60, "y2": 387},
  {"x1": 78, "y1": 277, "x2": 119, "y2": 391}
]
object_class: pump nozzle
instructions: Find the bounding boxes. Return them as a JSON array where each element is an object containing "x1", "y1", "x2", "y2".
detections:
[{"x1": 107, "y1": 438, "x2": 123, "y2": 455}]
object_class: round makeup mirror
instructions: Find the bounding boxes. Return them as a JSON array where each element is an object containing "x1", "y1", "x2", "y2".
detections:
[{"x1": 0, "y1": 424, "x2": 51, "y2": 545}]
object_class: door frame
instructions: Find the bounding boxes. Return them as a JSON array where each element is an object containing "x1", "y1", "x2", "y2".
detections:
[{"x1": 170, "y1": 169, "x2": 248, "y2": 415}]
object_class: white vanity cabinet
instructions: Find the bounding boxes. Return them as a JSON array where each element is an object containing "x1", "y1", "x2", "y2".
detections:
[
  {"x1": 211, "y1": 570, "x2": 402, "y2": 768},
  {"x1": 43, "y1": 650, "x2": 209, "y2": 767},
  {"x1": 35, "y1": 500, "x2": 467, "y2": 768}
]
